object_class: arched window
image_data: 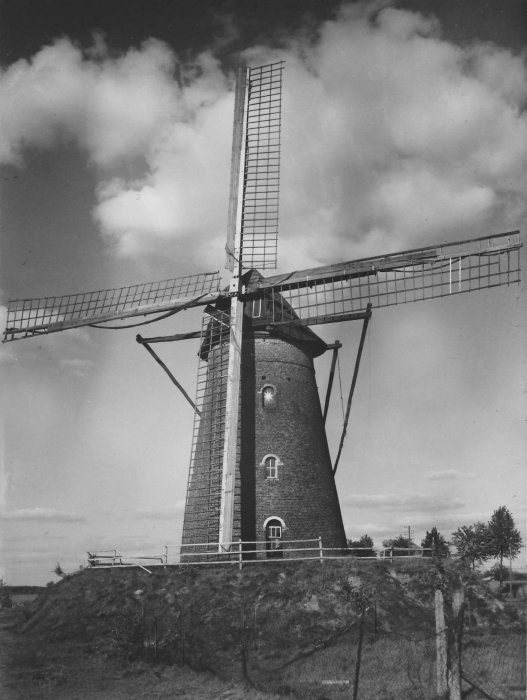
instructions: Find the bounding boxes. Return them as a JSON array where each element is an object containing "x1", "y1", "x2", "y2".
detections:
[
  {"x1": 262, "y1": 384, "x2": 277, "y2": 409},
  {"x1": 265, "y1": 455, "x2": 278, "y2": 479},
  {"x1": 261, "y1": 454, "x2": 281, "y2": 479}
]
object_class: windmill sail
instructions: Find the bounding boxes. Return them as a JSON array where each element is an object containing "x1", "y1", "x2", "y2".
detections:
[
  {"x1": 183, "y1": 62, "x2": 285, "y2": 553},
  {"x1": 249, "y1": 231, "x2": 521, "y2": 327},
  {"x1": 3, "y1": 271, "x2": 222, "y2": 342},
  {"x1": 226, "y1": 62, "x2": 284, "y2": 274}
]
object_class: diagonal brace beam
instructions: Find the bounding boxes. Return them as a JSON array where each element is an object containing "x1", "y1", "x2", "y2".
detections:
[
  {"x1": 333, "y1": 304, "x2": 372, "y2": 476},
  {"x1": 323, "y1": 341, "x2": 342, "y2": 424},
  {"x1": 136, "y1": 334, "x2": 199, "y2": 414}
]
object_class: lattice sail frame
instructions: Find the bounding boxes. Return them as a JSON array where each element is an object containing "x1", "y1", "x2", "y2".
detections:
[
  {"x1": 239, "y1": 62, "x2": 284, "y2": 271},
  {"x1": 250, "y1": 232, "x2": 521, "y2": 327},
  {"x1": 4, "y1": 271, "x2": 222, "y2": 341},
  {"x1": 181, "y1": 306, "x2": 241, "y2": 548}
]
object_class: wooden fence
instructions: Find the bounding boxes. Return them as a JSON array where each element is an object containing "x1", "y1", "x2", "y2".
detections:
[{"x1": 86, "y1": 540, "x2": 436, "y2": 573}]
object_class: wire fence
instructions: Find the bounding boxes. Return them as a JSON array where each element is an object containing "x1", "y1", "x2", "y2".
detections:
[
  {"x1": 85, "y1": 542, "x2": 524, "y2": 698},
  {"x1": 132, "y1": 584, "x2": 525, "y2": 700}
]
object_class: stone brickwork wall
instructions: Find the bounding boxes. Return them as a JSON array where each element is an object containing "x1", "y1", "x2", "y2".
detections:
[
  {"x1": 182, "y1": 323, "x2": 347, "y2": 554},
  {"x1": 250, "y1": 334, "x2": 347, "y2": 550}
]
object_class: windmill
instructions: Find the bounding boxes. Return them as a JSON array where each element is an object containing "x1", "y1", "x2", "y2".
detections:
[{"x1": 3, "y1": 63, "x2": 522, "y2": 559}]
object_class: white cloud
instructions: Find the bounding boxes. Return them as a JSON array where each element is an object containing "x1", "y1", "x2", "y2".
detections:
[
  {"x1": 273, "y1": 3, "x2": 527, "y2": 269},
  {"x1": 342, "y1": 493, "x2": 466, "y2": 518},
  {"x1": 0, "y1": 39, "x2": 233, "y2": 267},
  {"x1": 1, "y1": 5, "x2": 526, "y2": 272},
  {"x1": 58, "y1": 356, "x2": 94, "y2": 375},
  {"x1": 0, "y1": 508, "x2": 85, "y2": 522},
  {"x1": 425, "y1": 469, "x2": 466, "y2": 481},
  {"x1": 134, "y1": 501, "x2": 185, "y2": 520},
  {"x1": 0, "y1": 37, "x2": 180, "y2": 167}
]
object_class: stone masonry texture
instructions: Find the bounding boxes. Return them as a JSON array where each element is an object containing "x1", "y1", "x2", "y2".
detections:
[{"x1": 182, "y1": 314, "x2": 347, "y2": 553}]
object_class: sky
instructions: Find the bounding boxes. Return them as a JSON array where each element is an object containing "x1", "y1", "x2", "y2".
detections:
[{"x1": 0, "y1": 0, "x2": 526, "y2": 585}]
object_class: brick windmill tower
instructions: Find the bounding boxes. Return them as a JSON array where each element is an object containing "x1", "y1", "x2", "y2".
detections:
[{"x1": 3, "y1": 63, "x2": 521, "y2": 558}]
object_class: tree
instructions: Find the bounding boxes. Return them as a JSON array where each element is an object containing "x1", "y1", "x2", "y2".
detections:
[
  {"x1": 421, "y1": 527, "x2": 449, "y2": 558},
  {"x1": 0, "y1": 579, "x2": 12, "y2": 609},
  {"x1": 451, "y1": 522, "x2": 490, "y2": 569},
  {"x1": 486, "y1": 506, "x2": 522, "y2": 583},
  {"x1": 382, "y1": 535, "x2": 414, "y2": 557},
  {"x1": 54, "y1": 563, "x2": 66, "y2": 578},
  {"x1": 489, "y1": 563, "x2": 509, "y2": 582},
  {"x1": 347, "y1": 534, "x2": 375, "y2": 557}
]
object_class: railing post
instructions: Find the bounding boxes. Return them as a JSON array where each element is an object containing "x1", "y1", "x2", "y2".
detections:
[
  {"x1": 238, "y1": 538, "x2": 243, "y2": 571},
  {"x1": 318, "y1": 537, "x2": 323, "y2": 564},
  {"x1": 164, "y1": 545, "x2": 168, "y2": 565}
]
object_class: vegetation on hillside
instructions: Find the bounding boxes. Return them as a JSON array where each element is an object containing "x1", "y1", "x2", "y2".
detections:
[{"x1": 9, "y1": 557, "x2": 523, "y2": 698}]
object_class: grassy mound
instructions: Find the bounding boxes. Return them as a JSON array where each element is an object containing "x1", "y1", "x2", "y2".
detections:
[{"x1": 12, "y1": 559, "x2": 523, "y2": 698}]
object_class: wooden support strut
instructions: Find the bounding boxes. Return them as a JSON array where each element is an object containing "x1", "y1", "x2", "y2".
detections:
[
  {"x1": 218, "y1": 66, "x2": 249, "y2": 553},
  {"x1": 323, "y1": 341, "x2": 342, "y2": 424},
  {"x1": 136, "y1": 334, "x2": 199, "y2": 414},
  {"x1": 332, "y1": 304, "x2": 372, "y2": 475},
  {"x1": 135, "y1": 331, "x2": 201, "y2": 343}
]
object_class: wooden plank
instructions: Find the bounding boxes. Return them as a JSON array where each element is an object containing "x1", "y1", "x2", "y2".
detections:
[
  {"x1": 218, "y1": 67, "x2": 249, "y2": 551},
  {"x1": 225, "y1": 66, "x2": 248, "y2": 274},
  {"x1": 218, "y1": 295, "x2": 244, "y2": 551}
]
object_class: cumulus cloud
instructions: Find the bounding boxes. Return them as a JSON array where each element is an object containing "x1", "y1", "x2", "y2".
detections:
[
  {"x1": 1, "y1": 3, "x2": 526, "y2": 273},
  {"x1": 425, "y1": 469, "x2": 466, "y2": 481},
  {"x1": 0, "y1": 38, "x2": 232, "y2": 267},
  {"x1": 275, "y1": 2, "x2": 527, "y2": 268},
  {"x1": 0, "y1": 508, "x2": 85, "y2": 522},
  {"x1": 0, "y1": 37, "x2": 180, "y2": 167},
  {"x1": 343, "y1": 492, "x2": 466, "y2": 513},
  {"x1": 135, "y1": 501, "x2": 185, "y2": 520}
]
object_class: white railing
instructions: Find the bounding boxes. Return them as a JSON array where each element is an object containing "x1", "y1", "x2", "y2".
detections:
[{"x1": 86, "y1": 541, "x2": 439, "y2": 573}]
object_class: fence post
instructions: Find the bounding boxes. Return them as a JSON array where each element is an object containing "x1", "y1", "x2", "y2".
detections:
[
  {"x1": 352, "y1": 606, "x2": 366, "y2": 700},
  {"x1": 238, "y1": 538, "x2": 243, "y2": 571},
  {"x1": 164, "y1": 545, "x2": 168, "y2": 565},
  {"x1": 435, "y1": 587, "x2": 448, "y2": 698},
  {"x1": 180, "y1": 605, "x2": 185, "y2": 665},
  {"x1": 318, "y1": 537, "x2": 323, "y2": 564},
  {"x1": 448, "y1": 580, "x2": 464, "y2": 700}
]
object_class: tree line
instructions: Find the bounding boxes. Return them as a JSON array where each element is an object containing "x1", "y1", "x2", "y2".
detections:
[{"x1": 347, "y1": 505, "x2": 523, "y2": 577}]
